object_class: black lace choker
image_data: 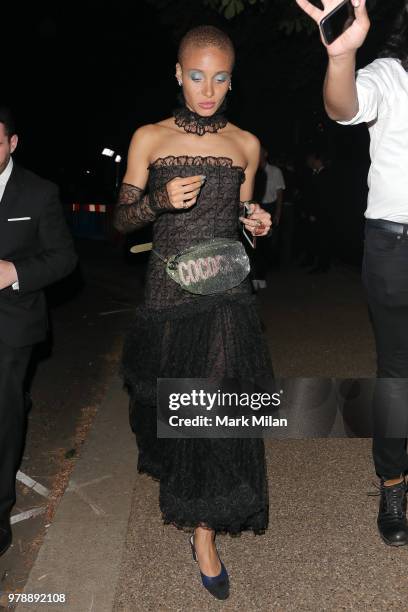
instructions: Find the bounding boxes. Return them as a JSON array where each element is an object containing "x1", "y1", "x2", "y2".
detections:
[{"x1": 173, "y1": 93, "x2": 228, "y2": 136}]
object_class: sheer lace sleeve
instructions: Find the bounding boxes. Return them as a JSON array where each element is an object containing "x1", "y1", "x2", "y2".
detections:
[{"x1": 113, "y1": 182, "x2": 175, "y2": 233}]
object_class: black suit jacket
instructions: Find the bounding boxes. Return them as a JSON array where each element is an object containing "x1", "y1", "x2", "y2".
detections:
[{"x1": 0, "y1": 164, "x2": 78, "y2": 347}]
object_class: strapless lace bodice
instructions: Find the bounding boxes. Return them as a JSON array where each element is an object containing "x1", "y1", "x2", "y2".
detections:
[{"x1": 145, "y1": 155, "x2": 251, "y2": 308}]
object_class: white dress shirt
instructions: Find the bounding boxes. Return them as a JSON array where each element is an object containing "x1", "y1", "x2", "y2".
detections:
[
  {"x1": 261, "y1": 163, "x2": 286, "y2": 204},
  {"x1": 0, "y1": 157, "x2": 19, "y2": 289},
  {"x1": 0, "y1": 156, "x2": 13, "y2": 202},
  {"x1": 338, "y1": 58, "x2": 408, "y2": 223}
]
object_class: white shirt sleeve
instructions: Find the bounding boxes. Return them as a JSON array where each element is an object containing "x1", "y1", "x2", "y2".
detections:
[{"x1": 337, "y1": 59, "x2": 388, "y2": 126}]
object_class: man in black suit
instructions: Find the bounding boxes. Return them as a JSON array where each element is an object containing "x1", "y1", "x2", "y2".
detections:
[{"x1": 0, "y1": 107, "x2": 78, "y2": 556}]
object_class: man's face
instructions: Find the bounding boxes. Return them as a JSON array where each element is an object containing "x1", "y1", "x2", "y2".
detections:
[{"x1": 0, "y1": 123, "x2": 18, "y2": 174}]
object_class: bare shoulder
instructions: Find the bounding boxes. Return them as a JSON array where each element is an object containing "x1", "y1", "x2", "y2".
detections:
[
  {"x1": 227, "y1": 123, "x2": 260, "y2": 154},
  {"x1": 241, "y1": 129, "x2": 261, "y2": 156},
  {"x1": 129, "y1": 123, "x2": 161, "y2": 146},
  {"x1": 130, "y1": 117, "x2": 178, "y2": 147},
  {"x1": 128, "y1": 122, "x2": 171, "y2": 163}
]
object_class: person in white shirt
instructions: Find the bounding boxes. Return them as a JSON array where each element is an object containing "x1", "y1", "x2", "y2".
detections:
[
  {"x1": 296, "y1": 0, "x2": 408, "y2": 546},
  {"x1": 260, "y1": 153, "x2": 286, "y2": 226}
]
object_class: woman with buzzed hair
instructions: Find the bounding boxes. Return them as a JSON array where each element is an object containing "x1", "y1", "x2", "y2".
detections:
[
  {"x1": 178, "y1": 24, "x2": 236, "y2": 67},
  {"x1": 114, "y1": 24, "x2": 272, "y2": 600}
]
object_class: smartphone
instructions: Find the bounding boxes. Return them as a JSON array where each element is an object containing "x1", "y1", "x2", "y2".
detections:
[
  {"x1": 320, "y1": 0, "x2": 355, "y2": 45},
  {"x1": 242, "y1": 202, "x2": 256, "y2": 249}
]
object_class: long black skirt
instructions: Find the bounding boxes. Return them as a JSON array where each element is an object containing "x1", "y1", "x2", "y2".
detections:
[{"x1": 121, "y1": 294, "x2": 272, "y2": 535}]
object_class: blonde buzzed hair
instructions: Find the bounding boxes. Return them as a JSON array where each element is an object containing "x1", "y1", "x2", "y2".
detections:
[{"x1": 178, "y1": 25, "x2": 235, "y2": 68}]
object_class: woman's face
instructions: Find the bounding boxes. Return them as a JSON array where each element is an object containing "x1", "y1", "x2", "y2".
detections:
[{"x1": 176, "y1": 46, "x2": 233, "y2": 117}]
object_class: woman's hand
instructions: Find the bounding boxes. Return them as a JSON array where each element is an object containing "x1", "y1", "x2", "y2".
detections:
[
  {"x1": 166, "y1": 175, "x2": 206, "y2": 209},
  {"x1": 239, "y1": 203, "x2": 272, "y2": 237},
  {"x1": 295, "y1": 0, "x2": 370, "y2": 58}
]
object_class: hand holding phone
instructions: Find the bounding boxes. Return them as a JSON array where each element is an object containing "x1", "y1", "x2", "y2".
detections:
[
  {"x1": 320, "y1": 1, "x2": 355, "y2": 45},
  {"x1": 241, "y1": 202, "x2": 256, "y2": 249},
  {"x1": 240, "y1": 202, "x2": 271, "y2": 248},
  {"x1": 295, "y1": 0, "x2": 370, "y2": 57}
]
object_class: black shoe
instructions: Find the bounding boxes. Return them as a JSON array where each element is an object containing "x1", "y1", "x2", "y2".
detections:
[
  {"x1": 0, "y1": 524, "x2": 12, "y2": 556},
  {"x1": 377, "y1": 479, "x2": 408, "y2": 546}
]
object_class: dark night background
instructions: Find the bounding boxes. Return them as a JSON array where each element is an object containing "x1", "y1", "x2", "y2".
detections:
[{"x1": 2, "y1": 0, "x2": 405, "y2": 262}]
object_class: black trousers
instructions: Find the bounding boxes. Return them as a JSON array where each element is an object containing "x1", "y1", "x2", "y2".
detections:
[
  {"x1": 362, "y1": 221, "x2": 408, "y2": 479},
  {"x1": 0, "y1": 339, "x2": 32, "y2": 524}
]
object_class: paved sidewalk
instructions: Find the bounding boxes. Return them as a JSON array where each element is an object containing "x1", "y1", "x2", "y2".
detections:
[
  {"x1": 15, "y1": 378, "x2": 136, "y2": 612},
  {"x1": 114, "y1": 438, "x2": 408, "y2": 611},
  {"x1": 13, "y1": 265, "x2": 408, "y2": 612}
]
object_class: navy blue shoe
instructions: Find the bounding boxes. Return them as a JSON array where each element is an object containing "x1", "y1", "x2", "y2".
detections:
[{"x1": 189, "y1": 534, "x2": 229, "y2": 600}]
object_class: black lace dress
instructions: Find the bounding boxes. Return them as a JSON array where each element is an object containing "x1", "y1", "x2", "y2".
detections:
[{"x1": 121, "y1": 155, "x2": 273, "y2": 535}]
